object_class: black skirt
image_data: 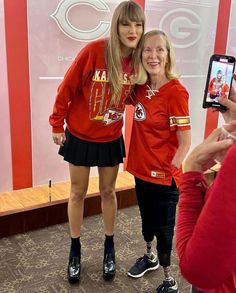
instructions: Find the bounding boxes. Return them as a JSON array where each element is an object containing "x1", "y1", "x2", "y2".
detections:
[{"x1": 58, "y1": 129, "x2": 126, "y2": 167}]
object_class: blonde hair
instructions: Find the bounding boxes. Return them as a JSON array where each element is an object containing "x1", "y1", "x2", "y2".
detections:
[
  {"x1": 136, "y1": 30, "x2": 179, "y2": 84},
  {"x1": 106, "y1": 1, "x2": 145, "y2": 101}
]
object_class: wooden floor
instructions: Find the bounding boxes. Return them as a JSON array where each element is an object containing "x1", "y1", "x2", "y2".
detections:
[
  {"x1": 0, "y1": 171, "x2": 135, "y2": 214},
  {"x1": 0, "y1": 167, "x2": 220, "y2": 238},
  {"x1": 0, "y1": 171, "x2": 136, "y2": 238},
  {"x1": 0, "y1": 165, "x2": 221, "y2": 215}
]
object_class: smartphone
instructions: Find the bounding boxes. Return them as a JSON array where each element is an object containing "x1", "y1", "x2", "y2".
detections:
[{"x1": 202, "y1": 54, "x2": 235, "y2": 110}]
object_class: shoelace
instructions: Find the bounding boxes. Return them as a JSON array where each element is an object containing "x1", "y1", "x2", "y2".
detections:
[
  {"x1": 136, "y1": 256, "x2": 145, "y2": 262},
  {"x1": 136, "y1": 255, "x2": 150, "y2": 263}
]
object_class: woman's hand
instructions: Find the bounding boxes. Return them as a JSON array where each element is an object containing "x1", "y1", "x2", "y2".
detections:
[
  {"x1": 52, "y1": 132, "x2": 66, "y2": 146},
  {"x1": 213, "y1": 74, "x2": 236, "y2": 123},
  {"x1": 229, "y1": 73, "x2": 236, "y2": 102},
  {"x1": 217, "y1": 74, "x2": 236, "y2": 123},
  {"x1": 184, "y1": 127, "x2": 234, "y2": 173},
  {"x1": 218, "y1": 97, "x2": 236, "y2": 123},
  {"x1": 171, "y1": 158, "x2": 182, "y2": 169}
]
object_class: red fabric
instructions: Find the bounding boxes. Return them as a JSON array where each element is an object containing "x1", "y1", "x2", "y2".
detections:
[
  {"x1": 208, "y1": 77, "x2": 229, "y2": 99},
  {"x1": 49, "y1": 39, "x2": 134, "y2": 142},
  {"x1": 208, "y1": 77, "x2": 223, "y2": 96},
  {"x1": 127, "y1": 79, "x2": 190, "y2": 186},
  {"x1": 176, "y1": 144, "x2": 236, "y2": 293},
  {"x1": 221, "y1": 84, "x2": 230, "y2": 99}
]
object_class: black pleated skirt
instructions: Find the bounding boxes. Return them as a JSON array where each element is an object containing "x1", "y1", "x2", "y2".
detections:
[{"x1": 58, "y1": 128, "x2": 126, "y2": 167}]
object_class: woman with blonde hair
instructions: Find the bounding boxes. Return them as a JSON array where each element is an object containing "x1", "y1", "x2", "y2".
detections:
[
  {"x1": 127, "y1": 30, "x2": 191, "y2": 293},
  {"x1": 49, "y1": 0, "x2": 145, "y2": 284}
]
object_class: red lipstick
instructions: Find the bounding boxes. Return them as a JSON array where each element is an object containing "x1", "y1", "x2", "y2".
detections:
[{"x1": 128, "y1": 37, "x2": 136, "y2": 41}]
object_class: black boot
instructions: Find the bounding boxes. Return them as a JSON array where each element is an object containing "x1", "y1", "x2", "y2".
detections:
[
  {"x1": 103, "y1": 247, "x2": 116, "y2": 280},
  {"x1": 67, "y1": 237, "x2": 81, "y2": 284},
  {"x1": 68, "y1": 256, "x2": 81, "y2": 284}
]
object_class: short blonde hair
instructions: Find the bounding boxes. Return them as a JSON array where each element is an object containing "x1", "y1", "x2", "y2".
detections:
[{"x1": 136, "y1": 30, "x2": 179, "y2": 84}]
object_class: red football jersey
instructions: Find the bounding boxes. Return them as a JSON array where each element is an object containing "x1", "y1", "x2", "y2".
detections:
[{"x1": 127, "y1": 79, "x2": 191, "y2": 186}]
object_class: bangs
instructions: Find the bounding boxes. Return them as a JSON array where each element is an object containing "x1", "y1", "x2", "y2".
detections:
[{"x1": 118, "y1": 3, "x2": 145, "y2": 23}]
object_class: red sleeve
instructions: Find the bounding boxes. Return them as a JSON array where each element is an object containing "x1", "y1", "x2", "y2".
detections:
[
  {"x1": 125, "y1": 84, "x2": 145, "y2": 105},
  {"x1": 125, "y1": 90, "x2": 136, "y2": 106},
  {"x1": 49, "y1": 43, "x2": 95, "y2": 133},
  {"x1": 177, "y1": 144, "x2": 236, "y2": 289},
  {"x1": 168, "y1": 84, "x2": 190, "y2": 131}
]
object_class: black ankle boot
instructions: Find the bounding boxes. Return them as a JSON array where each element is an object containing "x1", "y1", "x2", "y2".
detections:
[
  {"x1": 68, "y1": 256, "x2": 81, "y2": 284},
  {"x1": 103, "y1": 247, "x2": 116, "y2": 280}
]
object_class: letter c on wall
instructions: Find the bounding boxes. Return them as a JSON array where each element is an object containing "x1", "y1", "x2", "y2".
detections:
[{"x1": 51, "y1": 0, "x2": 110, "y2": 41}]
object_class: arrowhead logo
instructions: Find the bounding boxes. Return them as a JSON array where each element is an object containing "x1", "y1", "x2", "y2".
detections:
[
  {"x1": 134, "y1": 103, "x2": 146, "y2": 121},
  {"x1": 103, "y1": 109, "x2": 123, "y2": 125}
]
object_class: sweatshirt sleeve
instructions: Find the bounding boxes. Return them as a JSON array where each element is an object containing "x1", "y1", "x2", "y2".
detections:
[
  {"x1": 176, "y1": 144, "x2": 236, "y2": 289},
  {"x1": 49, "y1": 43, "x2": 94, "y2": 133}
]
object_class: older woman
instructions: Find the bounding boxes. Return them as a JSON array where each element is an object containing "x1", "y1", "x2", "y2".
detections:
[{"x1": 126, "y1": 30, "x2": 191, "y2": 293}]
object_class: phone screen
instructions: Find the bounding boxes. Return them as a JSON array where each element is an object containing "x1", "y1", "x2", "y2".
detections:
[{"x1": 203, "y1": 54, "x2": 235, "y2": 110}]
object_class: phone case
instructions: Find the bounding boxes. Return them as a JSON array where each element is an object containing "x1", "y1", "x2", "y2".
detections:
[{"x1": 202, "y1": 54, "x2": 235, "y2": 110}]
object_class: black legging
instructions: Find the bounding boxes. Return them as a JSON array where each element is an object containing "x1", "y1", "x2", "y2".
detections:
[{"x1": 135, "y1": 177, "x2": 179, "y2": 267}]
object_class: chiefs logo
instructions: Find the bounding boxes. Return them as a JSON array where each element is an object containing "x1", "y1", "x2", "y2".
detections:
[
  {"x1": 51, "y1": 0, "x2": 110, "y2": 42},
  {"x1": 103, "y1": 109, "x2": 123, "y2": 125},
  {"x1": 134, "y1": 103, "x2": 146, "y2": 121}
]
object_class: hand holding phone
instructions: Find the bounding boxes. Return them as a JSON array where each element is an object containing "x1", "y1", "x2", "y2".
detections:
[{"x1": 203, "y1": 54, "x2": 235, "y2": 110}]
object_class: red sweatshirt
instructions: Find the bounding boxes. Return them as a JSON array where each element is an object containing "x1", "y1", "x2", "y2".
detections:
[
  {"x1": 49, "y1": 39, "x2": 134, "y2": 142},
  {"x1": 177, "y1": 144, "x2": 236, "y2": 293}
]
